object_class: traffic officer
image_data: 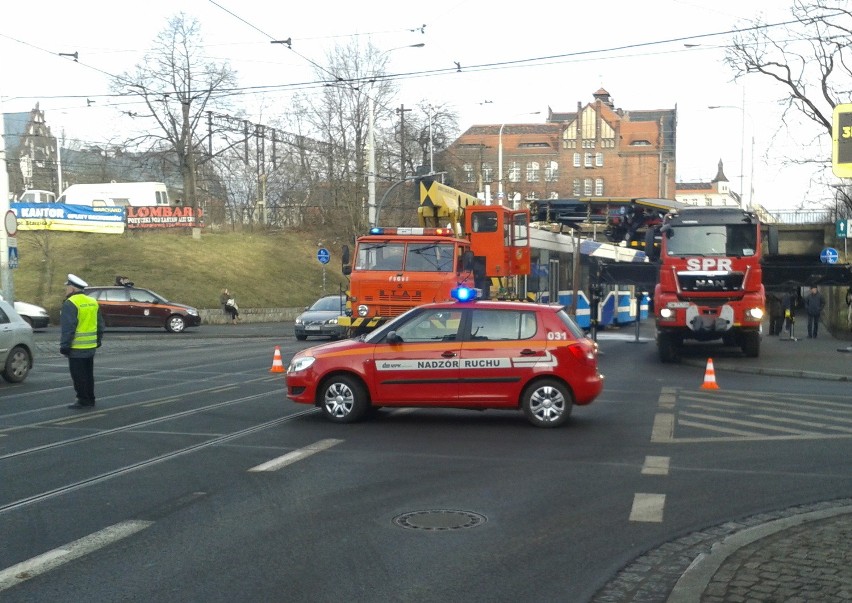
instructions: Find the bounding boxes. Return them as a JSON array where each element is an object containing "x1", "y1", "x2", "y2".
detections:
[{"x1": 60, "y1": 274, "x2": 105, "y2": 409}]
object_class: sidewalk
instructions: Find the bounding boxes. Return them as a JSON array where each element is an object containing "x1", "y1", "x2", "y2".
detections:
[{"x1": 594, "y1": 321, "x2": 852, "y2": 603}]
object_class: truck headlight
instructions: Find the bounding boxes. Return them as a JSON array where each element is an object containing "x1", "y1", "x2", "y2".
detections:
[
  {"x1": 746, "y1": 307, "x2": 764, "y2": 320},
  {"x1": 659, "y1": 308, "x2": 674, "y2": 319},
  {"x1": 357, "y1": 304, "x2": 369, "y2": 317}
]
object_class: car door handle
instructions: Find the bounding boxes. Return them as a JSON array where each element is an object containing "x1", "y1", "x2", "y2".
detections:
[
  {"x1": 441, "y1": 351, "x2": 457, "y2": 358},
  {"x1": 520, "y1": 349, "x2": 544, "y2": 356}
]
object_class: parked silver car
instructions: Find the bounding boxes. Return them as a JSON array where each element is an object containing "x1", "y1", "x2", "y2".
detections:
[
  {"x1": 0, "y1": 299, "x2": 35, "y2": 383},
  {"x1": 0, "y1": 293, "x2": 50, "y2": 329},
  {"x1": 294, "y1": 294, "x2": 347, "y2": 341}
]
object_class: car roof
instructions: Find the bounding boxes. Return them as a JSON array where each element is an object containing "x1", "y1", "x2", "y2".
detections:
[{"x1": 422, "y1": 299, "x2": 557, "y2": 312}]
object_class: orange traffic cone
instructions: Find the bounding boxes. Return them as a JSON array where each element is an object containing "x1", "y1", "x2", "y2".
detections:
[
  {"x1": 701, "y1": 358, "x2": 719, "y2": 390},
  {"x1": 270, "y1": 346, "x2": 285, "y2": 373}
]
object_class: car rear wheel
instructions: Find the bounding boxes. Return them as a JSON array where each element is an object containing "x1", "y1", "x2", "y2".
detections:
[
  {"x1": 166, "y1": 315, "x2": 186, "y2": 333},
  {"x1": 2, "y1": 346, "x2": 32, "y2": 383},
  {"x1": 521, "y1": 378, "x2": 573, "y2": 428},
  {"x1": 319, "y1": 374, "x2": 369, "y2": 423}
]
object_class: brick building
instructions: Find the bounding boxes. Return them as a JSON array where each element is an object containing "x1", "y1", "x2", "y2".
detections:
[
  {"x1": 444, "y1": 89, "x2": 677, "y2": 206},
  {"x1": 2, "y1": 104, "x2": 58, "y2": 198}
]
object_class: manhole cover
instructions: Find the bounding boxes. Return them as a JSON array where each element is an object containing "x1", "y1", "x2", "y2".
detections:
[{"x1": 393, "y1": 510, "x2": 487, "y2": 531}]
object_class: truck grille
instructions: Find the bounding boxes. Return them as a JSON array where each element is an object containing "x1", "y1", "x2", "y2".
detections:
[{"x1": 677, "y1": 272, "x2": 744, "y2": 292}]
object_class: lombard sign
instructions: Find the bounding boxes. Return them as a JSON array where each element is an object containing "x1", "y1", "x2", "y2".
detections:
[
  {"x1": 11, "y1": 203, "x2": 125, "y2": 234},
  {"x1": 126, "y1": 206, "x2": 203, "y2": 229}
]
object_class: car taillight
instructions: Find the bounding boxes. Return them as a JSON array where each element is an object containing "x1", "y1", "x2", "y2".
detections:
[{"x1": 567, "y1": 340, "x2": 597, "y2": 366}]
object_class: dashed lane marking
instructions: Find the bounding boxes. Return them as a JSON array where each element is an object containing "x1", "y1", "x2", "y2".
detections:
[
  {"x1": 642, "y1": 456, "x2": 670, "y2": 476},
  {"x1": 53, "y1": 413, "x2": 107, "y2": 425},
  {"x1": 0, "y1": 520, "x2": 153, "y2": 592},
  {"x1": 248, "y1": 438, "x2": 343, "y2": 472},
  {"x1": 629, "y1": 493, "x2": 666, "y2": 523}
]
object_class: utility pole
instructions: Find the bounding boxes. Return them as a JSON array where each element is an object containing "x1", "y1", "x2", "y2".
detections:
[
  {"x1": 1, "y1": 91, "x2": 15, "y2": 303},
  {"x1": 396, "y1": 104, "x2": 412, "y2": 180}
]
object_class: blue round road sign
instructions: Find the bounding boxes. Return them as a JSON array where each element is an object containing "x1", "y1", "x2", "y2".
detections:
[
  {"x1": 317, "y1": 248, "x2": 331, "y2": 264},
  {"x1": 820, "y1": 247, "x2": 839, "y2": 265}
]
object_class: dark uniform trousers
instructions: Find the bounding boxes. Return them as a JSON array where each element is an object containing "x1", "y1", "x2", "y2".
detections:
[{"x1": 69, "y1": 356, "x2": 96, "y2": 403}]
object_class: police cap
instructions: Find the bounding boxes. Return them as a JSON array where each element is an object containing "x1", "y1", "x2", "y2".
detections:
[{"x1": 65, "y1": 274, "x2": 89, "y2": 289}]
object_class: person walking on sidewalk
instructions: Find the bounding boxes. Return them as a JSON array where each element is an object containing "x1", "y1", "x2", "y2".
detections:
[
  {"x1": 804, "y1": 285, "x2": 825, "y2": 339},
  {"x1": 766, "y1": 291, "x2": 783, "y2": 336},
  {"x1": 61, "y1": 274, "x2": 105, "y2": 409},
  {"x1": 781, "y1": 288, "x2": 796, "y2": 336}
]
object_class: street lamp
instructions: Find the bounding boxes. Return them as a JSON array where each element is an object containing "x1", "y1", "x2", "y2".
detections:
[
  {"x1": 708, "y1": 88, "x2": 748, "y2": 209},
  {"x1": 498, "y1": 112, "x2": 541, "y2": 205},
  {"x1": 368, "y1": 43, "x2": 425, "y2": 228}
]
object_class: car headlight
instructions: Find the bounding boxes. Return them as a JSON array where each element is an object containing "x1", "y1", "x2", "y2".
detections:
[
  {"x1": 187, "y1": 309, "x2": 199, "y2": 316},
  {"x1": 357, "y1": 304, "x2": 369, "y2": 317},
  {"x1": 295, "y1": 318, "x2": 303, "y2": 325},
  {"x1": 326, "y1": 318, "x2": 338, "y2": 325},
  {"x1": 746, "y1": 307, "x2": 764, "y2": 320},
  {"x1": 288, "y1": 356, "x2": 316, "y2": 373}
]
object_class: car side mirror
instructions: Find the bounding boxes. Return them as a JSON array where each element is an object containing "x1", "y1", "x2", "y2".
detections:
[{"x1": 386, "y1": 331, "x2": 403, "y2": 344}]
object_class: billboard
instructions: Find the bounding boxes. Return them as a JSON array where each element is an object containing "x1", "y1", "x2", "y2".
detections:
[{"x1": 11, "y1": 203, "x2": 125, "y2": 234}]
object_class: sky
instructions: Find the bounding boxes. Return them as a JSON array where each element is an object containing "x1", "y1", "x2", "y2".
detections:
[{"x1": 0, "y1": 0, "x2": 840, "y2": 211}]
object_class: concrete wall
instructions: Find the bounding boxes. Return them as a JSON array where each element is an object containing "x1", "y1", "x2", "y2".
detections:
[{"x1": 200, "y1": 307, "x2": 303, "y2": 324}]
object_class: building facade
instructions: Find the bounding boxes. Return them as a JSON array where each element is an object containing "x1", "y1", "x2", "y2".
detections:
[
  {"x1": 2, "y1": 104, "x2": 58, "y2": 199},
  {"x1": 675, "y1": 159, "x2": 741, "y2": 208},
  {"x1": 444, "y1": 89, "x2": 677, "y2": 206}
]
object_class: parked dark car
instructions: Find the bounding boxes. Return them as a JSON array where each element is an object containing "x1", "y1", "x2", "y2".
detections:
[
  {"x1": 294, "y1": 294, "x2": 347, "y2": 341},
  {"x1": 83, "y1": 286, "x2": 201, "y2": 333}
]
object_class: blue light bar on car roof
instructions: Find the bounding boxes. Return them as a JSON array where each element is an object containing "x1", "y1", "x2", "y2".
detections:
[{"x1": 451, "y1": 287, "x2": 481, "y2": 302}]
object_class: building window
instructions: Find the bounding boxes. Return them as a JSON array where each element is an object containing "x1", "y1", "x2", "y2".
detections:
[
  {"x1": 573, "y1": 178, "x2": 581, "y2": 196},
  {"x1": 595, "y1": 153, "x2": 603, "y2": 167},
  {"x1": 595, "y1": 178, "x2": 604, "y2": 196},
  {"x1": 544, "y1": 161, "x2": 558, "y2": 182},
  {"x1": 525, "y1": 191, "x2": 538, "y2": 201},
  {"x1": 582, "y1": 139, "x2": 595, "y2": 149},
  {"x1": 602, "y1": 138, "x2": 615, "y2": 149},
  {"x1": 463, "y1": 163, "x2": 475, "y2": 183},
  {"x1": 526, "y1": 161, "x2": 540, "y2": 182},
  {"x1": 584, "y1": 178, "x2": 593, "y2": 196},
  {"x1": 482, "y1": 162, "x2": 493, "y2": 183},
  {"x1": 563, "y1": 139, "x2": 576, "y2": 149},
  {"x1": 584, "y1": 153, "x2": 593, "y2": 168},
  {"x1": 573, "y1": 153, "x2": 580, "y2": 168},
  {"x1": 508, "y1": 161, "x2": 521, "y2": 183}
]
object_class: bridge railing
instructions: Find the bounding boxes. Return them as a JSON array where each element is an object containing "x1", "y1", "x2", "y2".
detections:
[{"x1": 762, "y1": 209, "x2": 837, "y2": 225}]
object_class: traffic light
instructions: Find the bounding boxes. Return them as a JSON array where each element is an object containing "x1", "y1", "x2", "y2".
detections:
[{"x1": 832, "y1": 104, "x2": 852, "y2": 177}]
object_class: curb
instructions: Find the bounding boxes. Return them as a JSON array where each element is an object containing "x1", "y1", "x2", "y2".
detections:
[{"x1": 681, "y1": 359, "x2": 850, "y2": 382}]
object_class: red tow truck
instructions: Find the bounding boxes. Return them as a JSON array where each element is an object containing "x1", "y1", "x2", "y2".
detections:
[{"x1": 653, "y1": 206, "x2": 765, "y2": 362}]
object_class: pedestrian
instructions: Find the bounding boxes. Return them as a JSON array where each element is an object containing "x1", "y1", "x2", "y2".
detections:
[
  {"x1": 220, "y1": 288, "x2": 240, "y2": 324},
  {"x1": 781, "y1": 288, "x2": 796, "y2": 336},
  {"x1": 766, "y1": 291, "x2": 783, "y2": 336},
  {"x1": 804, "y1": 285, "x2": 825, "y2": 339},
  {"x1": 60, "y1": 274, "x2": 105, "y2": 409},
  {"x1": 846, "y1": 287, "x2": 852, "y2": 332}
]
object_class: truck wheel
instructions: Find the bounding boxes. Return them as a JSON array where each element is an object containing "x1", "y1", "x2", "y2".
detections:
[
  {"x1": 741, "y1": 331, "x2": 760, "y2": 357},
  {"x1": 319, "y1": 374, "x2": 369, "y2": 423},
  {"x1": 658, "y1": 333, "x2": 681, "y2": 363},
  {"x1": 521, "y1": 378, "x2": 573, "y2": 428}
]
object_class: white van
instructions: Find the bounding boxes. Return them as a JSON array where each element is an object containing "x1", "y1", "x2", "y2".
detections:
[
  {"x1": 18, "y1": 190, "x2": 56, "y2": 203},
  {"x1": 57, "y1": 182, "x2": 170, "y2": 208}
]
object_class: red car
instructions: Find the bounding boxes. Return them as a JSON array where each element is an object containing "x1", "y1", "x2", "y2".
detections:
[{"x1": 285, "y1": 289, "x2": 603, "y2": 427}]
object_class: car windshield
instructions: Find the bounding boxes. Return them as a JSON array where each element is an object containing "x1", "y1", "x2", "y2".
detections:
[{"x1": 310, "y1": 297, "x2": 344, "y2": 312}]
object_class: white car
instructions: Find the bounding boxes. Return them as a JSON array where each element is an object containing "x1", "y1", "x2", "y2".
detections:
[
  {"x1": 0, "y1": 299, "x2": 35, "y2": 383},
  {"x1": 0, "y1": 293, "x2": 50, "y2": 329}
]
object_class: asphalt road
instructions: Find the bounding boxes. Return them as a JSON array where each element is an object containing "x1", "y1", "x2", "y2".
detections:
[{"x1": 0, "y1": 325, "x2": 850, "y2": 601}]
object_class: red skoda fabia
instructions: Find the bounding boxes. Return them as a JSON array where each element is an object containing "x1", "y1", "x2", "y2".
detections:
[{"x1": 285, "y1": 291, "x2": 604, "y2": 428}]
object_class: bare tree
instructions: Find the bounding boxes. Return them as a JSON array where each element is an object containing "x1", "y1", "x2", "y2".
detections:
[
  {"x1": 725, "y1": 0, "x2": 852, "y2": 211},
  {"x1": 111, "y1": 13, "x2": 238, "y2": 219}
]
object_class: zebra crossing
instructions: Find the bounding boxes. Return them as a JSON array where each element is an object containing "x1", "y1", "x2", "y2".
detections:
[{"x1": 651, "y1": 388, "x2": 852, "y2": 443}]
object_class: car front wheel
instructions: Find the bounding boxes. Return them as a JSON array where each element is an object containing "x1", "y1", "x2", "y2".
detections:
[
  {"x1": 166, "y1": 315, "x2": 186, "y2": 333},
  {"x1": 521, "y1": 378, "x2": 573, "y2": 428},
  {"x1": 319, "y1": 374, "x2": 369, "y2": 423},
  {"x1": 2, "y1": 345, "x2": 32, "y2": 383}
]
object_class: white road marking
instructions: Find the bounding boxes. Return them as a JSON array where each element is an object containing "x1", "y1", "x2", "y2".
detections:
[
  {"x1": 629, "y1": 493, "x2": 666, "y2": 523},
  {"x1": 641, "y1": 456, "x2": 670, "y2": 476},
  {"x1": 248, "y1": 438, "x2": 343, "y2": 472},
  {"x1": 53, "y1": 413, "x2": 107, "y2": 425},
  {"x1": 0, "y1": 520, "x2": 153, "y2": 592},
  {"x1": 651, "y1": 413, "x2": 674, "y2": 443}
]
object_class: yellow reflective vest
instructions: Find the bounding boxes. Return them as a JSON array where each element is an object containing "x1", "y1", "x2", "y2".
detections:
[{"x1": 68, "y1": 293, "x2": 100, "y2": 350}]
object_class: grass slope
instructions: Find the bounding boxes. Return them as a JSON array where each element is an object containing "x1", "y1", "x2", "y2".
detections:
[{"x1": 13, "y1": 230, "x2": 348, "y2": 317}]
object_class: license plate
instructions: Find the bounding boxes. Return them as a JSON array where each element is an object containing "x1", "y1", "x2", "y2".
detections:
[
  {"x1": 667, "y1": 302, "x2": 690, "y2": 309},
  {"x1": 305, "y1": 325, "x2": 320, "y2": 331}
]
